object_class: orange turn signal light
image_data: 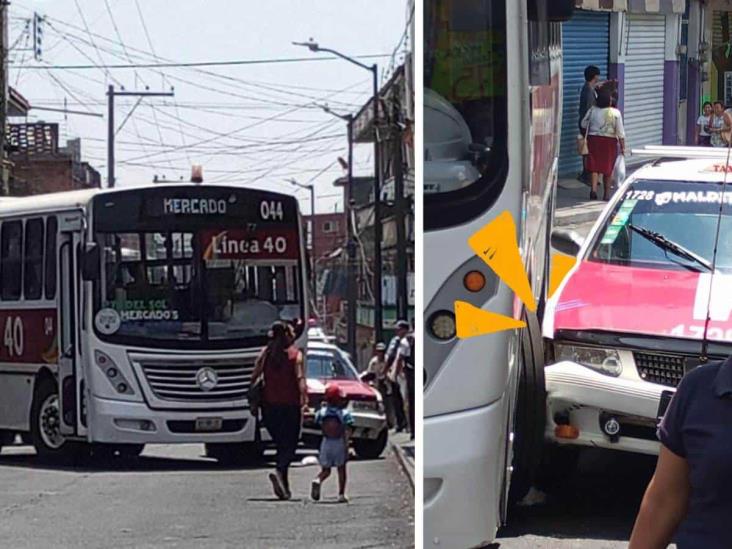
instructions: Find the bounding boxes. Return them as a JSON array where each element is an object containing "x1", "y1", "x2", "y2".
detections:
[
  {"x1": 554, "y1": 424, "x2": 580, "y2": 439},
  {"x1": 463, "y1": 270, "x2": 486, "y2": 292}
]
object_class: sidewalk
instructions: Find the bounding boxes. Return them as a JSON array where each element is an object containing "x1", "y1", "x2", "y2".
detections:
[
  {"x1": 389, "y1": 430, "x2": 414, "y2": 492},
  {"x1": 555, "y1": 177, "x2": 607, "y2": 228}
]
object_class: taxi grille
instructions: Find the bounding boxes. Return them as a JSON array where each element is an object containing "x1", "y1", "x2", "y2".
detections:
[
  {"x1": 139, "y1": 359, "x2": 255, "y2": 402},
  {"x1": 633, "y1": 352, "x2": 685, "y2": 388}
]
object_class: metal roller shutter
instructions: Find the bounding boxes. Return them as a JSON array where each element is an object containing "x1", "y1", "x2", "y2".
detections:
[
  {"x1": 624, "y1": 14, "x2": 666, "y2": 156},
  {"x1": 559, "y1": 10, "x2": 610, "y2": 177}
]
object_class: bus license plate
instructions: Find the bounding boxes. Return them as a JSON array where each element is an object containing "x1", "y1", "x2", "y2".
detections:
[{"x1": 195, "y1": 417, "x2": 223, "y2": 432}]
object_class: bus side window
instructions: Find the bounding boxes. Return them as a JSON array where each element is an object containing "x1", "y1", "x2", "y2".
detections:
[
  {"x1": 45, "y1": 216, "x2": 57, "y2": 300},
  {"x1": 24, "y1": 218, "x2": 44, "y2": 300},
  {"x1": 1, "y1": 220, "x2": 23, "y2": 301}
]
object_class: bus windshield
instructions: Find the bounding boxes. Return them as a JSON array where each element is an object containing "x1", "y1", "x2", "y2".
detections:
[
  {"x1": 91, "y1": 187, "x2": 303, "y2": 349},
  {"x1": 424, "y1": 0, "x2": 507, "y2": 195}
]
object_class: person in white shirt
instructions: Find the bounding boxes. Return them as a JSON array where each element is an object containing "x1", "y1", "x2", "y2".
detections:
[
  {"x1": 385, "y1": 321, "x2": 409, "y2": 432},
  {"x1": 696, "y1": 101, "x2": 713, "y2": 146},
  {"x1": 581, "y1": 88, "x2": 626, "y2": 201}
]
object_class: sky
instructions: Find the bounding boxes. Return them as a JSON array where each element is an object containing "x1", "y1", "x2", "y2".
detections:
[{"x1": 8, "y1": 0, "x2": 411, "y2": 214}]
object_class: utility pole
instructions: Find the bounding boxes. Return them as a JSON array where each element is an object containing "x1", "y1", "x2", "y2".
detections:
[
  {"x1": 392, "y1": 100, "x2": 408, "y2": 322},
  {"x1": 315, "y1": 103, "x2": 358, "y2": 359},
  {"x1": 107, "y1": 85, "x2": 174, "y2": 188},
  {"x1": 345, "y1": 118, "x2": 358, "y2": 362},
  {"x1": 371, "y1": 65, "x2": 384, "y2": 343},
  {"x1": 0, "y1": 1, "x2": 8, "y2": 195}
]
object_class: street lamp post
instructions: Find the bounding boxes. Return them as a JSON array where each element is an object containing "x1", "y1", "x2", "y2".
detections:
[
  {"x1": 288, "y1": 178, "x2": 317, "y2": 313},
  {"x1": 317, "y1": 105, "x2": 357, "y2": 360},
  {"x1": 293, "y1": 40, "x2": 384, "y2": 343}
]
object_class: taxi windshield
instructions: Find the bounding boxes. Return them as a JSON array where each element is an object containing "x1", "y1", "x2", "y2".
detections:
[{"x1": 589, "y1": 179, "x2": 732, "y2": 272}]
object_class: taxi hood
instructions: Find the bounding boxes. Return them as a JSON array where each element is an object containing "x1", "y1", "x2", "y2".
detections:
[
  {"x1": 550, "y1": 260, "x2": 732, "y2": 342},
  {"x1": 306, "y1": 378, "x2": 377, "y2": 400}
]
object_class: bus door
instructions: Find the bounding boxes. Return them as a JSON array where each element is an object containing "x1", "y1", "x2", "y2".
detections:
[{"x1": 57, "y1": 211, "x2": 85, "y2": 437}]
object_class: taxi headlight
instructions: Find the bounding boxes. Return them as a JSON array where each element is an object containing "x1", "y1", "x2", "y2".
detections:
[{"x1": 554, "y1": 344, "x2": 622, "y2": 377}]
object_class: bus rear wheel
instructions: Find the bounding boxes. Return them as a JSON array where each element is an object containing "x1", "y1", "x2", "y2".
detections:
[{"x1": 508, "y1": 310, "x2": 546, "y2": 507}]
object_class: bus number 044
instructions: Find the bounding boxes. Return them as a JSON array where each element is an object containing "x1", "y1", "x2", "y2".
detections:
[
  {"x1": 3, "y1": 316, "x2": 23, "y2": 357},
  {"x1": 260, "y1": 201, "x2": 284, "y2": 221}
]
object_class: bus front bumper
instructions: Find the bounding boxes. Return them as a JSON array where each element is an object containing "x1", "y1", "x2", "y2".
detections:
[
  {"x1": 424, "y1": 398, "x2": 507, "y2": 549},
  {"x1": 88, "y1": 395, "x2": 257, "y2": 444}
]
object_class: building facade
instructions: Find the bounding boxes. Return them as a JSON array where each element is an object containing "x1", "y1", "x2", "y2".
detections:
[{"x1": 6, "y1": 123, "x2": 100, "y2": 196}]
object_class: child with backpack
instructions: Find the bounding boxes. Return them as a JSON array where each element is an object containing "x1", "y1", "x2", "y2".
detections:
[{"x1": 311, "y1": 383, "x2": 354, "y2": 503}]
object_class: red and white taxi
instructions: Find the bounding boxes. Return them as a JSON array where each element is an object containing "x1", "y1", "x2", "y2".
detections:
[
  {"x1": 544, "y1": 150, "x2": 732, "y2": 458},
  {"x1": 303, "y1": 341, "x2": 388, "y2": 459}
]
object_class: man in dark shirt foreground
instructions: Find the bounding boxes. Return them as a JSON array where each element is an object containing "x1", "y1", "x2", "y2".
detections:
[{"x1": 630, "y1": 355, "x2": 732, "y2": 548}]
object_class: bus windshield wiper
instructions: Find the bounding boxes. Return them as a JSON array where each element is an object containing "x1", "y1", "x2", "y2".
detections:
[{"x1": 628, "y1": 224, "x2": 713, "y2": 272}]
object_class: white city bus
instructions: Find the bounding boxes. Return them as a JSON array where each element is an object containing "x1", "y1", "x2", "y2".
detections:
[
  {"x1": 423, "y1": 0, "x2": 573, "y2": 546},
  {"x1": 0, "y1": 185, "x2": 306, "y2": 463}
]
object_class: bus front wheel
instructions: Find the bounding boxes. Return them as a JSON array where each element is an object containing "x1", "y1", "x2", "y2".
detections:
[
  {"x1": 508, "y1": 310, "x2": 546, "y2": 507},
  {"x1": 30, "y1": 377, "x2": 71, "y2": 461}
]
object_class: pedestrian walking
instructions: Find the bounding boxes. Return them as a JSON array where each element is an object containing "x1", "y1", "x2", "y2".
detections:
[
  {"x1": 310, "y1": 383, "x2": 354, "y2": 503},
  {"x1": 385, "y1": 321, "x2": 410, "y2": 433},
  {"x1": 580, "y1": 88, "x2": 626, "y2": 201},
  {"x1": 367, "y1": 342, "x2": 392, "y2": 416},
  {"x1": 394, "y1": 323, "x2": 416, "y2": 440},
  {"x1": 577, "y1": 65, "x2": 601, "y2": 184},
  {"x1": 629, "y1": 356, "x2": 732, "y2": 548},
  {"x1": 710, "y1": 101, "x2": 727, "y2": 147},
  {"x1": 696, "y1": 101, "x2": 713, "y2": 146},
  {"x1": 250, "y1": 321, "x2": 308, "y2": 501}
]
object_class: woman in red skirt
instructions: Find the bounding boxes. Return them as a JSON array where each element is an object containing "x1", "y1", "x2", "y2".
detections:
[{"x1": 580, "y1": 88, "x2": 626, "y2": 200}]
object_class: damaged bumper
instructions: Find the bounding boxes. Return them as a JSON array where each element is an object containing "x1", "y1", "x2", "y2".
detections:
[{"x1": 544, "y1": 361, "x2": 668, "y2": 455}]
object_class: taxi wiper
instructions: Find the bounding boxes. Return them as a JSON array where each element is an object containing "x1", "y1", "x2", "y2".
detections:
[{"x1": 628, "y1": 224, "x2": 713, "y2": 272}]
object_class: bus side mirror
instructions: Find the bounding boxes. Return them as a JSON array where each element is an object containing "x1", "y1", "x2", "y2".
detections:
[
  {"x1": 81, "y1": 242, "x2": 101, "y2": 281},
  {"x1": 551, "y1": 229, "x2": 584, "y2": 257}
]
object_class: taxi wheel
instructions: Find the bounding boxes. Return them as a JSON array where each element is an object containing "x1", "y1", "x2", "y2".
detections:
[
  {"x1": 508, "y1": 310, "x2": 546, "y2": 507},
  {"x1": 353, "y1": 429, "x2": 388, "y2": 459}
]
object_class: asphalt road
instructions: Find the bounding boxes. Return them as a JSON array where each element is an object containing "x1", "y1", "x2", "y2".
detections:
[
  {"x1": 497, "y1": 448, "x2": 662, "y2": 548},
  {"x1": 0, "y1": 444, "x2": 413, "y2": 549}
]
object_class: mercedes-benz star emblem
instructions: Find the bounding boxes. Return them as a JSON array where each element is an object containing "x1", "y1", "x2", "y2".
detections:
[{"x1": 196, "y1": 367, "x2": 219, "y2": 392}]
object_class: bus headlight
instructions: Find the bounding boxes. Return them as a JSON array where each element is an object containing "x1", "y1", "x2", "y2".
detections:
[
  {"x1": 554, "y1": 344, "x2": 622, "y2": 377},
  {"x1": 94, "y1": 350, "x2": 135, "y2": 394},
  {"x1": 429, "y1": 310, "x2": 456, "y2": 340}
]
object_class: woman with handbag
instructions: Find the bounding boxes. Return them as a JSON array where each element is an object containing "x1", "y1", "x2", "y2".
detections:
[
  {"x1": 250, "y1": 321, "x2": 308, "y2": 500},
  {"x1": 580, "y1": 88, "x2": 626, "y2": 201}
]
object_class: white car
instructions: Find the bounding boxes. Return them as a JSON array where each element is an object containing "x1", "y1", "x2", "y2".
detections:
[
  {"x1": 303, "y1": 341, "x2": 388, "y2": 459},
  {"x1": 543, "y1": 149, "x2": 732, "y2": 465}
]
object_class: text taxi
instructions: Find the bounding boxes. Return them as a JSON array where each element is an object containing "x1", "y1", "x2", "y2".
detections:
[{"x1": 543, "y1": 150, "x2": 732, "y2": 463}]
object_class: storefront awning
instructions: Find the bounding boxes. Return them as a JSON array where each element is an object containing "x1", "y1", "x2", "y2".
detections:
[{"x1": 575, "y1": 0, "x2": 685, "y2": 13}]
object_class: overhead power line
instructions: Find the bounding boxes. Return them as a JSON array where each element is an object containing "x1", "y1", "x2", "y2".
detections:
[{"x1": 11, "y1": 53, "x2": 391, "y2": 70}]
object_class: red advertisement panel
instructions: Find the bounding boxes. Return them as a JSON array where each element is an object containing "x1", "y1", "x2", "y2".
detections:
[
  {"x1": 0, "y1": 308, "x2": 57, "y2": 364},
  {"x1": 200, "y1": 228, "x2": 299, "y2": 261}
]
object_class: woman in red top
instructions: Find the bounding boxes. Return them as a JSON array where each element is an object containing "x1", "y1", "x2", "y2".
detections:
[{"x1": 251, "y1": 321, "x2": 307, "y2": 500}]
